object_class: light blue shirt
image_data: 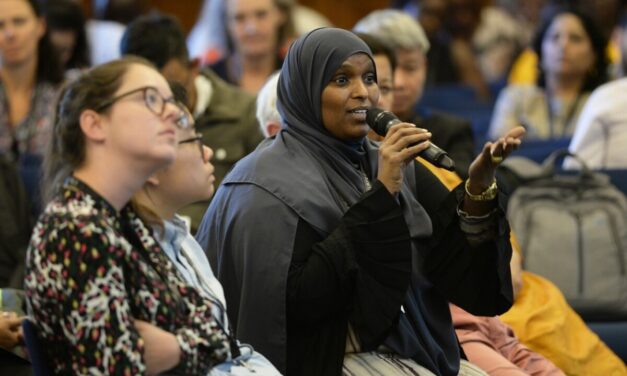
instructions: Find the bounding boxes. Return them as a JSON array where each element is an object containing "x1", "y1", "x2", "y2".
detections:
[
  {"x1": 157, "y1": 215, "x2": 281, "y2": 375},
  {"x1": 158, "y1": 214, "x2": 228, "y2": 328}
]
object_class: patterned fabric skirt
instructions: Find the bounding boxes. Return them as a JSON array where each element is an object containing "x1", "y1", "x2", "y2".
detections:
[{"x1": 343, "y1": 352, "x2": 487, "y2": 376}]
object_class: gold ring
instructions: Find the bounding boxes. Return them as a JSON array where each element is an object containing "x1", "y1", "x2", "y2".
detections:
[{"x1": 490, "y1": 154, "x2": 503, "y2": 164}]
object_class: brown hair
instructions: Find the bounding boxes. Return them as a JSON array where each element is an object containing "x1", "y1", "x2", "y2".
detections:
[
  {"x1": 130, "y1": 197, "x2": 164, "y2": 234},
  {"x1": 42, "y1": 56, "x2": 156, "y2": 203},
  {"x1": 24, "y1": 0, "x2": 64, "y2": 85}
]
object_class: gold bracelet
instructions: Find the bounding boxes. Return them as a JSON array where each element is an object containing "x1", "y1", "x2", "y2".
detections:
[{"x1": 465, "y1": 179, "x2": 498, "y2": 202}]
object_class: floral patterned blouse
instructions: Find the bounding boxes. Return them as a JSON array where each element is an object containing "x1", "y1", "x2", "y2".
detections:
[{"x1": 25, "y1": 177, "x2": 230, "y2": 375}]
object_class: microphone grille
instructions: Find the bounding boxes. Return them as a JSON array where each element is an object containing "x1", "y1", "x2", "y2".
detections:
[{"x1": 366, "y1": 107, "x2": 388, "y2": 137}]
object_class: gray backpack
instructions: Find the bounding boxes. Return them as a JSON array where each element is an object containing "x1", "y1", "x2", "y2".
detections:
[{"x1": 506, "y1": 150, "x2": 627, "y2": 320}]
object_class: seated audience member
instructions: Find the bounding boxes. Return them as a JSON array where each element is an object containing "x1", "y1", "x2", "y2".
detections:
[
  {"x1": 132, "y1": 86, "x2": 280, "y2": 374},
  {"x1": 43, "y1": 0, "x2": 91, "y2": 73},
  {"x1": 359, "y1": 31, "x2": 565, "y2": 376},
  {"x1": 256, "y1": 72, "x2": 282, "y2": 137},
  {"x1": 120, "y1": 13, "x2": 263, "y2": 230},
  {"x1": 508, "y1": 0, "x2": 622, "y2": 85},
  {"x1": 0, "y1": 0, "x2": 64, "y2": 214},
  {"x1": 566, "y1": 7, "x2": 627, "y2": 169},
  {"x1": 197, "y1": 27, "x2": 525, "y2": 376},
  {"x1": 489, "y1": 5, "x2": 608, "y2": 140},
  {"x1": 187, "y1": 0, "x2": 331, "y2": 63},
  {"x1": 260, "y1": 27, "x2": 618, "y2": 375},
  {"x1": 25, "y1": 57, "x2": 230, "y2": 374},
  {"x1": 354, "y1": 10, "x2": 475, "y2": 178},
  {"x1": 564, "y1": 78, "x2": 627, "y2": 169},
  {"x1": 420, "y1": 0, "x2": 522, "y2": 98},
  {"x1": 256, "y1": 32, "x2": 563, "y2": 376},
  {"x1": 203, "y1": 0, "x2": 295, "y2": 93}
]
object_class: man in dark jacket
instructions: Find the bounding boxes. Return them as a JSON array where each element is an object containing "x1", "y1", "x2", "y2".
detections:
[{"x1": 120, "y1": 13, "x2": 263, "y2": 230}]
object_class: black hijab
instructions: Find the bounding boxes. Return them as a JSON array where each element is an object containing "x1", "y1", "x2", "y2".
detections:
[
  {"x1": 198, "y1": 27, "x2": 453, "y2": 373},
  {"x1": 225, "y1": 27, "x2": 433, "y2": 238}
]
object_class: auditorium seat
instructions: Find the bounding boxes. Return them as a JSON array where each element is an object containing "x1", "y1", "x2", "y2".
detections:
[
  {"x1": 22, "y1": 320, "x2": 49, "y2": 376},
  {"x1": 587, "y1": 321, "x2": 627, "y2": 363},
  {"x1": 507, "y1": 138, "x2": 571, "y2": 163}
]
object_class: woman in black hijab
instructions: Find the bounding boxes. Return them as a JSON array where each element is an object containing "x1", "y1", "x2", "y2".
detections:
[{"x1": 197, "y1": 27, "x2": 525, "y2": 376}]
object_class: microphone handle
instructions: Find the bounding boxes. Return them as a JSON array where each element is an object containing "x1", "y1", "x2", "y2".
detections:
[{"x1": 384, "y1": 119, "x2": 455, "y2": 171}]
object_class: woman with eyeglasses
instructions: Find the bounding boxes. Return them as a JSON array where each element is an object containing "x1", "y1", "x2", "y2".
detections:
[
  {"x1": 24, "y1": 57, "x2": 230, "y2": 375},
  {"x1": 131, "y1": 90, "x2": 280, "y2": 374}
]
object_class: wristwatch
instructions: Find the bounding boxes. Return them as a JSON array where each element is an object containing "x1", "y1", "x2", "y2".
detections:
[{"x1": 465, "y1": 179, "x2": 498, "y2": 201}]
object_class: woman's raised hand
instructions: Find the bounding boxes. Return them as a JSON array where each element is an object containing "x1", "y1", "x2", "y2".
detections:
[
  {"x1": 467, "y1": 126, "x2": 526, "y2": 193},
  {"x1": 378, "y1": 123, "x2": 432, "y2": 194}
]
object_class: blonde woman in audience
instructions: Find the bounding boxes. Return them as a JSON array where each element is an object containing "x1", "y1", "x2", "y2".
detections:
[
  {"x1": 206, "y1": 0, "x2": 295, "y2": 93},
  {"x1": 25, "y1": 57, "x2": 230, "y2": 374},
  {"x1": 489, "y1": 5, "x2": 608, "y2": 140},
  {"x1": 188, "y1": 0, "x2": 330, "y2": 76}
]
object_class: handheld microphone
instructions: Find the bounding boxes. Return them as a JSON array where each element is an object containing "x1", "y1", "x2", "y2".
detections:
[{"x1": 366, "y1": 108, "x2": 456, "y2": 171}]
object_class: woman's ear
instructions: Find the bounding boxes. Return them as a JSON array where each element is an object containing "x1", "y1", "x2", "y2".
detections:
[
  {"x1": 266, "y1": 122, "x2": 281, "y2": 137},
  {"x1": 79, "y1": 110, "x2": 107, "y2": 142}
]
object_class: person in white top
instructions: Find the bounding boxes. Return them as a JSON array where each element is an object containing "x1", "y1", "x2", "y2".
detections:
[
  {"x1": 566, "y1": 8, "x2": 627, "y2": 169},
  {"x1": 565, "y1": 78, "x2": 627, "y2": 169}
]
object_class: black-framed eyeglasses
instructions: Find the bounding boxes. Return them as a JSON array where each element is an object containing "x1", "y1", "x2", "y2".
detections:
[
  {"x1": 178, "y1": 133, "x2": 204, "y2": 159},
  {"x1": 95, "y1": 86, "x2": 191, "y2": 129}
]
